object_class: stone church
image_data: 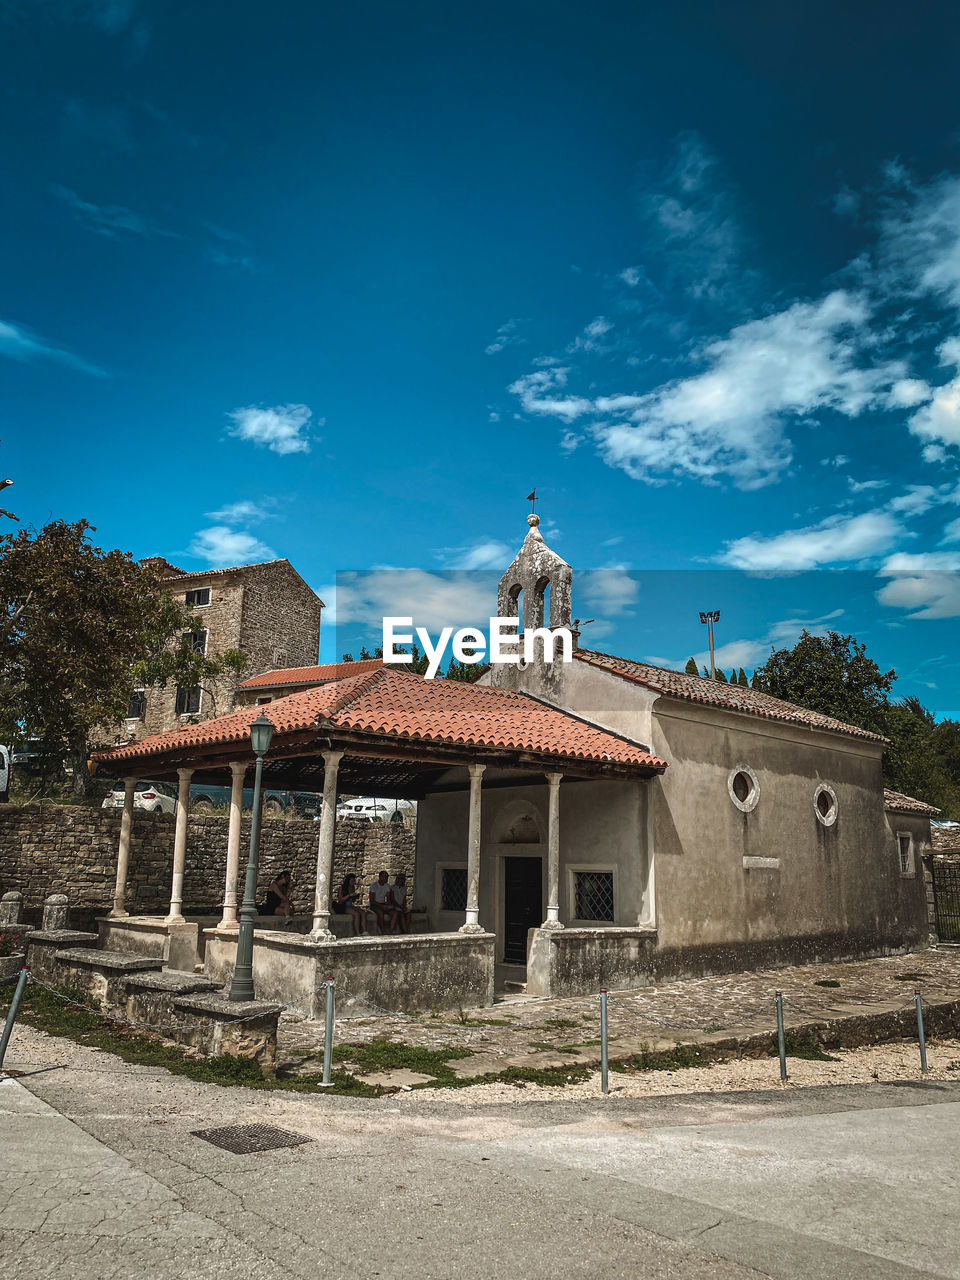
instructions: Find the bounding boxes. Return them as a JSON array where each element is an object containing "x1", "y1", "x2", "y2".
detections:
[{"x1": 414, "y1": 512, "x2": 933, "y2": 996}]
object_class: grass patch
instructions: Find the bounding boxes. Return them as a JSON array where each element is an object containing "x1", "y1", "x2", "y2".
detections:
[
  {"x1": 814, "y1": 980, "x2": 841, "y2": 988},
  {"x1": 894, "y1": 973, "x2": 927, "y2": 982},
  {"x1": 528, "y1": 1041, "x2": 579, "y2": 1055},
  {"x1": 618, "y1": 1043, "x2": 705, "y2": 1073},
  {"x1": 541, "y1": 1017, "x2": 580, "y2": 1029},
  {"x1": 773, "y1": 1035, "x2": 840, "y2": 1062},
  {"x1": 446, "y1": 1016, "x2": 516, "y2": 1027},
  {"x1": 330, "y1": 1037, "x2": 474, "y2": 1083}
]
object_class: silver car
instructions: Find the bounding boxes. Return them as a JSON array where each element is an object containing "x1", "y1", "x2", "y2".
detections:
[{"x1": 101, "y1": 780, "x2": 177, "y2": 814}]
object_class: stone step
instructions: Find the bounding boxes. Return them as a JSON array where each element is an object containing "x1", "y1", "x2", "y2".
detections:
[
  {"x1": 51, "y1": 947, "x2": 164, "y2": 974},
  {"x1": 126, "y1": 970, "x2": 221, "y2": 997},
  {"x1": 502, "y1": 980, "x2": 527, "y2": 993}
]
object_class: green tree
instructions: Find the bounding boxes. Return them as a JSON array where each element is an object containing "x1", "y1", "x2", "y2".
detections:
[
  {"x1": 714, "y1": 668, "x2": 727, "y2": 683},
  {"x1": 684, "y1": 657, "x2": 699, "y2": 676},
  {"x1": 737, "y1": 668, "x2": 749, "y2": 687},
  {"x1": 0, "y1": 520, "x2": 246, "y2": 795},
  {"x1": 751, "y1": 630, "x2": 895, "y2": 737}
]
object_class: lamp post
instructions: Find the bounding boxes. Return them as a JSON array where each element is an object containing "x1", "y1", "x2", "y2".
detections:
[
  {"x1": 228, "y1": 712, "x2": 275, "y2": 1002},
  {"x1": 699, "y1": 610, "x2": 720, "y2": 680}
]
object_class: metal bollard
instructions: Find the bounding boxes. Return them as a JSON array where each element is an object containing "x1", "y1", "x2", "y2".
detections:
[
  {"x1": 915, "y1": 989, "x2": 928, "y2": 1074},
  {"x1": 319, "y1": 979, "x2": 335, "y2": 1088},
  {"x1": 775, "y1": 991, "x2": 788, "y2": 1082},
  {"x1": 0, "y1": 967, "x2": 30, "y2": 1073},
  {"x1": 600, "y1": 989, "x2": 609, "y2": 1094}
]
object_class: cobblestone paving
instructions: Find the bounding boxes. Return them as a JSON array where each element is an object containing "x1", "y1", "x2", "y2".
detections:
[{"x1": 278, "y1": 947, "x2": 960, "y2": 1077}]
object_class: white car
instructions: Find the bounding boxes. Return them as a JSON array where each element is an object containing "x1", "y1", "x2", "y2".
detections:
[
  {"x1": 101, "y1": 780, "x2": 177, "y2": 814},
  {"x1": 335, "y1": 797, "x2": 416, "y2": 823}
]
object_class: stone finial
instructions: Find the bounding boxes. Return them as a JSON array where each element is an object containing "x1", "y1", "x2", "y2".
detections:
[
  {"x1": 0, "y1": 890, "x2": 23, "y2": 926},
  {"x1": 42, "y1": 893, "x2": 70, "y2": 932}
]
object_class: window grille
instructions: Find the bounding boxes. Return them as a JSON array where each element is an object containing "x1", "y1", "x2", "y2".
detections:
[
  {"x1": 126, "y1": 690, "x2": 146, "y2": 720},
  {"x1": 898, "y1": 834, "x2": 912, "y2": 875},
  {"x1": 186, "y1": 588, "x2": 211, "y2": 607},
  {"x1": 575, "y1": 871, "x2": 614, "y2": 922},
  {"x1": 441, "y1": 867, "x2": 468, "y2": 912}
]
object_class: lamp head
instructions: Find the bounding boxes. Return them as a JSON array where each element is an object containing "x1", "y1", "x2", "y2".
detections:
[{"x1": 250, "y1": 711, "x2": 275, "y2": 756}]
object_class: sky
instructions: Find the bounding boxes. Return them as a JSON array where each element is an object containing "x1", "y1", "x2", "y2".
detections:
[{"x1": 4, "y1": 1, "x2": 960, "y2": 711}]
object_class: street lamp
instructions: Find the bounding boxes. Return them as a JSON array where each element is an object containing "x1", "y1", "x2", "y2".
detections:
[
  {"x1": 228, "y1": 712, "x2": 275, "y2": 1002},
  {"x1": 699, "y1": 610, "x2": 721, "y2": 680}
]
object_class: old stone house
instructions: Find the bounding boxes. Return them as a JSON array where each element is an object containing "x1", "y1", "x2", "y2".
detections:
[
  {"x1": 119, "y1": 557, "x2": 323, "y2": 742},
  {"x1": 235, "y1": 658, "x2": 381, "y2": 707}
]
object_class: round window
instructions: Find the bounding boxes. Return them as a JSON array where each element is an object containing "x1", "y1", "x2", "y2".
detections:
[
  {"x1": 728, "y1": 765, "x2": 760, "y2": 813},
  {"x1": 814, "y1": 783, "x2": 838, "y2": 826}
]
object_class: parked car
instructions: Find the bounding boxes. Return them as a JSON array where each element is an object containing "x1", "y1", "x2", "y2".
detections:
[
  {"x1": 101, "y1": 780, "x2": 177, "y2": 814},
  {"x1": 10, "y1": 738, "x2": 54, "y2": 773},
  {"x1": 189, "y1": 783, "x2": 321, "y2": 819},
  {"x1": 336, "y1": 797, "x2": 416, "y2": 822}
]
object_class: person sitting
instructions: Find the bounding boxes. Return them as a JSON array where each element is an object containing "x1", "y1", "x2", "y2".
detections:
[
  {"x1": 389, "y1": 872, "x2": 412, "y2": 934},
  {"x1": 332, "y1": 873, "x2": 366, "y2": 935},
  {"x1": 262, "y1": 870, "x2": 294, "y2": 918},
  {"x1": 368, "y1": 869, "x2": 396, "y2": 935}
]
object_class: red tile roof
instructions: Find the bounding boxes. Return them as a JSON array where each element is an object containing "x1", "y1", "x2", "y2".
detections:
[
  {"x1": 884, "y1": 788, "x2": 941, "y2": 817},
  {"x1": 575, "y1": 650, "x2": 887, "y2": 744},
  {"x1": 95, "y1": 667, "x2": 667, "y2": 775},
  {"x1": 238, "y1": 659, "x2": 381, "y2": 690}
]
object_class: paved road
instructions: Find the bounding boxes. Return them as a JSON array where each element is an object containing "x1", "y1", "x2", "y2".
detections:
[{"x1": 3, "y1": 1033, "x2": 959, "y2": 1279}]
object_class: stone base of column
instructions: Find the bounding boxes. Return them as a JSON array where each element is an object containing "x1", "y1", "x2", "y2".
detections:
[
  {"x1": 218, "y1": 918, "x2": 240, "y2": 931},
  {"x1": 164, "y1": 914, "x2": 186, "y2": 927},
  {"x1": 458, "y1": 922, "x2": 486, "y2": 935},
  {"x1": 308, "y1": 927, "x2": 335, "y2": 943},
  {"x1": 107, "y1": 908, "x2": 129, "y2": 920},
  {"x1": 539, "y1": 918, "x2": 565, "y2": 931}
]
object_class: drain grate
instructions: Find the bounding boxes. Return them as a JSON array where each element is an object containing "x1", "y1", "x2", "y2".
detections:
[{"x1": 191, "y1": 1123, "x2": 312, "y2": 1154}]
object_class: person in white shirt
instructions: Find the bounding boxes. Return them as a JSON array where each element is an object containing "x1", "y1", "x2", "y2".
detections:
[
  {"x1": 368, "y1": 870, "x2": 396, "y2": 934},
  {"x1": 390, "y1": 872, "x2": 412, "y2": 934}
]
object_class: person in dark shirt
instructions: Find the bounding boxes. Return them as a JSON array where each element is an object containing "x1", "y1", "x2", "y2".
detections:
[
  {"x1": 332, "y1": 873, "x2": 366, "y2": 934},
  {"x1": 262, "y1": 870, "x2": 294, "y2": 917}
]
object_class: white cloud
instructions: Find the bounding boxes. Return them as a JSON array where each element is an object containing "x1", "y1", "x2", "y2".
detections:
[
  {"x1": 436, "y1": 539, "x2": 511, "y2": 571},
  {"x1": 205, "y1": 500, "x2": 273, "y2": 524},
  {"x1": 832, "y1": 186, "x2": 861, "y2": 219},
  {"x1": 189, "y1": 526, "x2": 275, "y2": 567},
  {"x1": 907, "y1": 338, "x2": 960, "y2": 447},
  {"x1": 52, "y1": 185, "x2": 178, "y2": 238},
  {"x1": 649, "y1": 610, "x2": 845, "y2": 674},
  {"x1": 848, "y1": 477, "x2": 889, "y2": 493},
  {"x1": 508, "y1": 368, "x2": 592, "y2": 423},
  {"x1": 567, "y1": 316, "x2": 613, "y2": 354},
  {"x1": 881, "y1": 172, "x2": 960, "y2": 310},
  {"x1": 226, "y1": 404, "x2": 316, "y2": 455},
  {"x1": 720, "y1": 509, "x2": 903, "y2": 570},
  {"x1": 0, "y1": 317, "x2": 106, "y2": 377},
  {"x1": 619, "y1": 266, "x2": 643, "y2": 287},
  {"x1": 591, "y1": 291, "x2": 902, "y2": 489},
  {"x1": 484, "y1": 318, "x2": 525, "y2": 355},
  {"x1": 877, "y1": 553, "x2": 960, "y2": 618},
  {"x1": 578, "y1": 569, "x2": 639, "y2": 617},
  {"x1": 332, "y1": 570, "x2": 497, "y2": 633}
]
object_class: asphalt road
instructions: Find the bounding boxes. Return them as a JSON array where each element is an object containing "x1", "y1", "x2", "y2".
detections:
[{"x1": 3, "y1": 1035, "x2": 959, "y2": 1280}]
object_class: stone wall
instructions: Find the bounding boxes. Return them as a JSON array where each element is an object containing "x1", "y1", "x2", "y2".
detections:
[{"x1": 0, "y1": 804, "x2": 415, "y2": 925}]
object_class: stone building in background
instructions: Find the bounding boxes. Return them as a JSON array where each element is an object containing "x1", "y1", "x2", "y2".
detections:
[{"x1": 118, "y1": 557, "x2": 323, "y2": 742}]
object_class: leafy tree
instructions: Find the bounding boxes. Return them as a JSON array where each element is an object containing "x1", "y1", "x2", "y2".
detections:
[
  {"x1": 684, "y1": 657, "x2": 699, "y2": 676},
  {"x1": 0, "y1": 520, "x2": 246, "y2": 795},
  {"x1": 751, "y1": 630, "x2": 895, "y2": 738},
  {"x1": 737, "y1": 668, "x2": 749, "y2": 687},
  {"x1": 445, "y1": 657, "x2": 489, "y2": 682},
  {"x1": 714, "y1": 668, "x2": 727, "y2": 683}
]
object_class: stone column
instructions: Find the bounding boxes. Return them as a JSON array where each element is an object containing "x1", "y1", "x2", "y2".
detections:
[
  {"x1": 219, "y1": 761, "x2": 247, "y2": 929},
  {"x1": 542, "y1": 771, "x2": 564, "y2": 929},
  {"x1": 165, "y1": 767, "x2": 194, "y2": 925},
  {"x1": 310, "y1": 749, "x2": 343, "y2": 940},
  {"x1": 0, "y1": 891, "x2": 23, "y2": 927},
  {"x1": 109, "y1": 776, "x2": 138, "y2": 918},
  {"x1": 459, "y1": 762, "x2": 486, "y2": 934},
  {"x1": 42, "y1": 894, "x2": 69, "y2": 931}
]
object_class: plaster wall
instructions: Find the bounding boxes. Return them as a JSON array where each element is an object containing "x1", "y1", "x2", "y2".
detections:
[{"x1": 647, "y1": 699, "x2": 929, "y2": 959}]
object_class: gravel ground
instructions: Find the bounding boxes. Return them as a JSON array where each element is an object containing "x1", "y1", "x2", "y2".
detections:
[{"x1": 402, "y1": 1036, "x2": 960, "y2": 1104}]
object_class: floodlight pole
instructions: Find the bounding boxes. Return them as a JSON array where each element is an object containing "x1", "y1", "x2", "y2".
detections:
[
  {"x1": 229, "y1": 713, "x2": 274, "y2": 1003},
  {"x1": 699, "y1": 610, "x2": 720, "y2": 680}
]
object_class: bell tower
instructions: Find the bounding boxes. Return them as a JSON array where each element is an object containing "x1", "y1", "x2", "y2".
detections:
[{"x1": 491, "y1": 511, "x2": 573, "y2": 699}]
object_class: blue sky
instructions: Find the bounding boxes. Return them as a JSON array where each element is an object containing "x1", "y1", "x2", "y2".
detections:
[{"x1": 4, "y1": 1, "x2": 960, "y2": 711}]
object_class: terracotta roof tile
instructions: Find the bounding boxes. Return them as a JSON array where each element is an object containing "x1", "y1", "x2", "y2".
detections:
[
  {"x1": 238, "y1": 659, "x2": 382, "y2": 690},
  {"x1": 575, "y1": 649, "x2": 887, "y2": 743},
  {"x1": 95, "y1": 667, "x2": 667, "y2": 774},
  {"x1": 884, "y1": 788, "x2": 941, "y2": 816}
]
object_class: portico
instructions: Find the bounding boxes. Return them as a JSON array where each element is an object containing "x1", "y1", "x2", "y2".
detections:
[{"x1": 92, "y1": 665, "x2": 666, "y2": 1009}]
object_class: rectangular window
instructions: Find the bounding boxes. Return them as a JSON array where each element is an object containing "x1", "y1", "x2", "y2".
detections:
[
  {"x1": 574, "y1": 870, "x2": 615, "y2": 922},
  {"x1": 126, "y1": 689, "x2": 146, "y2": 720},
  {"x1": 256, "y1": 695, "x2": 273, "y2": 705},
  {"x1": 190, "y1": 628, "x2": 208, "y2": 656},
  {"x1": 185, "y1": 587, "x2": 211, "y2": 607},
  {"x1": 175, "y1": 686, "x2": 201, "y2": 715},
  {"x1": 440, "y1": 867, "x2": 468, "y2": 912},
  {"x1": 897, "y1": 833, "x2": 914, "y2": 876}
]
